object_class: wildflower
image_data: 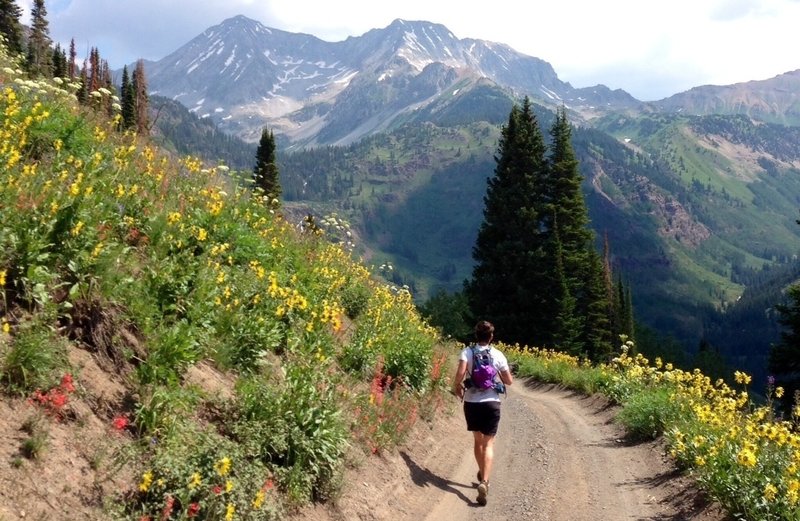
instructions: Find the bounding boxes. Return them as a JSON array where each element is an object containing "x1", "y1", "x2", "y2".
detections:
[
  {"x1": 188, "y1": 472, "x2": 202, "y2": 489},
  {"x1": 112, "y1": 415, "x2": 129, "y2": 431},
  {"x1": 71, "y1": 221, "x2": 85, "y2": 236},
  {"x1": 60, "y1": 374, "x2": 75, "y2": 393},
  {"x1": 225, "y1": 480, "x2": 234, "y2": 493},
  {"x1": 139, "y1": 470, "x2": 154, "y2": 492},
  {"x1": 197, "y1": 227, "x2": 208, "y2": 241},
  {"x1": 225, "y1": 503, "x2": 235, "y2": 520},
  {"x1": 776, "y1": 386, "x2": 785, "y2": 398},
  {"x1": 252, "y1": 490, "x2": 266, "y2": 509},
  {"x1": 160, "y1": 495, "x2": 175, "y2": 520},
  {"x1": 186, "y1": 503, "x2": 201, "y2": 518},
  {"x1": 734, "y1": 371, "x2": 752, "y2": 385},
  {"x1": 736, "y1": 447, "x2": 757, "y2": 467},
  {"x1": 2, "y1": 322, "x2": 9, "y2": 334},
  {"x1": 763, "y1": 483, "x2": 778, "y2": 502},
  {"x1": 0, "y1": 269, "x2": 5, "y2": 286}
]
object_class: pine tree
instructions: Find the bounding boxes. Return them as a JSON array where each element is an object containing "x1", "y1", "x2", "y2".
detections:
[
  {"x1": 120, "y1": 65, "x2": 136, "y2": 129},
  {"x1": 770, "y1": 284, "x2": 800, "y2": 412},
  {"x1": 253, "y1": 127, "x2": 281, "y2": 202},
  {"x1": 68, "y1": 39, "x2": 77, "y2": 79},
  {"x1": 466, "y1": 97, "x2": 553, "y2": 346},
  {"x1": 551, "y1": 220, "x2": 584, "y2": 354},
  {"x1": 26, "y1": 0, "x2": 52, "y2": 76},
  {"x1": 0, "y1": 0, "x2": 24, "y2": 56},
  {"x1": 547, "y1": 106, "x2": 612, "y2": 359}
]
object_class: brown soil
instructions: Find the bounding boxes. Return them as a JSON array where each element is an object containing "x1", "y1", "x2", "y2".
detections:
[{"x1": 294, "y1": 380, "x2": 734, "y2": 521}]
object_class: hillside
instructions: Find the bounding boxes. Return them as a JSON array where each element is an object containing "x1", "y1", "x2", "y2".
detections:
[{"x1": 0, "y1": 45, "x2": 448, "y2": 519}]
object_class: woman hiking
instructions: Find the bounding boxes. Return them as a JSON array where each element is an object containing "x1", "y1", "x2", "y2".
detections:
[{"x1": 451, "y1": 320, "x2": 514, "y2": 506}]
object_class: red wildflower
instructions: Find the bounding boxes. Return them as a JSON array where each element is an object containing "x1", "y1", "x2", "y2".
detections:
[
  {"x1": 262, "y1": 478, "x2": 274, "y2": 491},
  {"x1": 186, "y1": 502, "x2": 201, "y2": 518},
  {"x1": 213, "y1": 485, "x2": 223, "y2": 495},
  {"x1": 60, "y1": 373, "x2": 75, "y2": 393},
  {"x1": 112, "y1": 415, "x2": 129, "y2": 431},
  {"x1": 159, "y1": 495, "x2": 175, "y2": 521}
]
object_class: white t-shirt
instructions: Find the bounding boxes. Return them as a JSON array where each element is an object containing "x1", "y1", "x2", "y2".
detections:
[{"x1": 459, "y1": 344, "x2": 509, "y2": 403}]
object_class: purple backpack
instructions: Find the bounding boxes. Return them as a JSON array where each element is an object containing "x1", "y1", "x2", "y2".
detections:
[{"x1": 470, "y1": 346, "x2": 497, "y2": 390}]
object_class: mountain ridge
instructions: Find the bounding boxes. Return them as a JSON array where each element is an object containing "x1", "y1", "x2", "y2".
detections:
[{"x1": 144, "y1": 15, "x2": 642, "y2": 146}]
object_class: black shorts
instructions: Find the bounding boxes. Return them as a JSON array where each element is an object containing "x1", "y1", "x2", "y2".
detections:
[{"x1": 463, "y1": 401, "x2": 502, "y2": 436}]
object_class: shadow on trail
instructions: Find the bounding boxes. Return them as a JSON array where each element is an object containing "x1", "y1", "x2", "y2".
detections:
[{"x1": 399, "y1": 451, "x2": 479, "y2": 507}]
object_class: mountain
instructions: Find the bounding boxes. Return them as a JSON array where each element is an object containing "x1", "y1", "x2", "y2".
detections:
[
  {"x1": 145, "y1": 15, "x2": 640, "y2": 146},
  {"x1": 651, "y1": 70, "x2": 800, "y2": 125}
]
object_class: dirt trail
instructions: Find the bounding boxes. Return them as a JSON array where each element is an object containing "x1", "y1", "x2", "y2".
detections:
[{"x1": 297, "y1": 380, "x2": 731, "y2": 521}]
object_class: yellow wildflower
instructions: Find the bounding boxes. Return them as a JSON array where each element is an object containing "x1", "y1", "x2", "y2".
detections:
[
  {"x1": 2, "y1": 322, "x2": 10, "y2": 334},
  {"x1": 189, "y1": 472, "x2": 202, "y2": 489},
  {"x1": 763, "y1": 483, "x2": 778, "y2": 502},
  {"x1": 775, "y1": 386, "x2": 784, "y2": 398},
  {"x1": 252, "y1": 490, "x2": 266, "y2": 509},
  {"x1": 225, "y1": 503, "x2": 235, "y2": 520},
  {"x1": 138, "y1": 471, "x2": 153, "y2": 492},
  {"x1": 215, "y1": 456, "x2": 232, "y2": 477},
  {"x1": 226, "y1": 480, "x2": 234, "y2": 493},
  {"x1": 737, "y1": 448, "x2": 757, "y2": 467},
  {"x1": 0, "y1": 269, "x2": 5, "y2": 286}
]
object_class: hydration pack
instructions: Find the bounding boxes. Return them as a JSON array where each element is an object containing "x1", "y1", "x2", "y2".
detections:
[{"x1": 469, "y1": 345, "x2": 498, "y2": 390}]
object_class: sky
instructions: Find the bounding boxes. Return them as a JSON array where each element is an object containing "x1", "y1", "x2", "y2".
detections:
[{"x1": 16, "y1": 0, "x2": 800, "y2": 101}]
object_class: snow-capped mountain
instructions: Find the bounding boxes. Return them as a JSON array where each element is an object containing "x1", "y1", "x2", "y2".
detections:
[{"x1": 146, "y1": 15, "x2": 639, "y2": 146}]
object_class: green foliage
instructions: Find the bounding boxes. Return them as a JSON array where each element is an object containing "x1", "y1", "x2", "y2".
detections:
[
  {"x1": 419, "y1": 289, "x2": 472, "y2": 342},
  {"x1": 133, "y1": 384, "x2": 202, "y2": 436},
  {"x1": 615, "y1": 386, "x2": 684, "y2": 440},
  {"x1": 231, "y1": 363, "x2": 347, "y2": 504},
  {"x1": 1, "y1": 319, "x2": 67, "y2": 395},
  {"x1": 129, "y1": 423, "x2": 283, "y2": 520}
]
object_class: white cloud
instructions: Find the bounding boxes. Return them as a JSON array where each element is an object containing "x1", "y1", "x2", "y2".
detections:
[{"x1": 39, "y1": 0, "x2": 800, "y2": 101}]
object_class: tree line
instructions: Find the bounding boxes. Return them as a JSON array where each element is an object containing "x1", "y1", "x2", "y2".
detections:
[{"x1": 0, "y1": 0, "x2": 149, "y2": 132}]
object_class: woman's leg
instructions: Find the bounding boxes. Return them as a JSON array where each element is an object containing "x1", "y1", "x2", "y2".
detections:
[{"x1": 472, "y1": 431, "x2": 496, "y2": 482}]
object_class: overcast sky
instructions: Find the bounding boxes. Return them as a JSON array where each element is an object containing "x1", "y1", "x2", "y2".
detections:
[{"x1": 16, "y1": 0, "x2": 800, "y2": 101}]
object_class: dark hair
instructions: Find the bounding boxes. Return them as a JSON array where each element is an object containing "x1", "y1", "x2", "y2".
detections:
[{"x1": 474, "y1": 320, "x2": 494, "y2": 343}]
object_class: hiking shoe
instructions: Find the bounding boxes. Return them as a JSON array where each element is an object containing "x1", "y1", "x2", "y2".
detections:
[{"x1": 476, "y1": 480, "x2": 489, "y2": 506}]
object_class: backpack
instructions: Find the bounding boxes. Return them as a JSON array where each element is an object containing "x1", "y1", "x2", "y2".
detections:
[{"x1": 468, "y1": 345, "x2": 498, "y2": 390}]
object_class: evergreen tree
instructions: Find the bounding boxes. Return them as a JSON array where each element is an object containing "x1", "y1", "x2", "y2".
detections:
[
  {"x1": 0, "y1": 0, "x2": 24, "y2": 56},
  {"x1": 25, "y1": 0, "x2": 52, "y2": 76},
  {"x1": 547, "y1": 106, "x2": 612, "y2": 359},
  {"x1": 551, "y1": 221, "x2": 583, "y2": 354},
  {"x1": 120, "y1": 65, "x2": 136, "y2": 129},
  {"x1": 253, "y1": 127, "x2": 281, "y2": 202},
  {"x1": 466, "y1": 97, "x2": 553, "y2": 346},
  {"x1": 51, "y1": 43, "x2": 67, "y2": 78},
  {"x1": 770, "y1": 284, "x2": 800, "y2": 412},
  {"x1": 68, "y1": 38, "x2": 76, "y2": 78}
]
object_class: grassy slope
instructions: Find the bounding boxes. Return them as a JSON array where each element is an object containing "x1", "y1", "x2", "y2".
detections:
[{"x1": 0, "y1": 46, "x2": 449, "y2": 520}]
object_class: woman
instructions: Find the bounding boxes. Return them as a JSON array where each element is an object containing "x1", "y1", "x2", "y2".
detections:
[{"x1": 451, "y1": 320, "x2": 513, "y2": 506}]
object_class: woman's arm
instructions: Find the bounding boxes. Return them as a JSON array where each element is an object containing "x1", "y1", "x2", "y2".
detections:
[
  {"x1": 451, "y1": 359, "x2": 467, "y2": 399},
  {"x1": 499, "y1": 368, "x2": 513, "y2": 386}
]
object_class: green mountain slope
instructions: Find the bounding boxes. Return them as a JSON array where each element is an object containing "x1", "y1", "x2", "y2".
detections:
[{"x1": 280, "y1": 105, "x2": 800, "y2": 380}]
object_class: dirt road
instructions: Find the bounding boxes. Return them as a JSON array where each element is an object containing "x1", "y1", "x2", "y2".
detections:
[{"x1": 297, "y1": 380, "x2": 731, "y2": 521}]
